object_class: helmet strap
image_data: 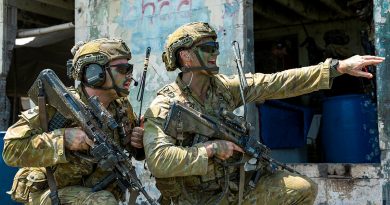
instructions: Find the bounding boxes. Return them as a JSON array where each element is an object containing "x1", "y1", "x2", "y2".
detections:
[
  {"x1": 82, "y1": 66, "x2": 129, "y2": 96},
  {"x1": 194, "y1": 48, "x2": 207, "y2": 68},
  {"x1": 82, "y1": 82, "x2": 114, "y2": 90},
  {"x1": 106, "y1": 67, "x2": 130, "y2": 95},
  {"x1": 180, "y1": 48, "x2": 219, "y2": 73}
]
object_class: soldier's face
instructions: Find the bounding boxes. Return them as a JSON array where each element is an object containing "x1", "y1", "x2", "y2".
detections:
[
  {"x1": 105, "y1": 58, "x2": 133, "y2": 96},
  {"x1": 192, "y1": 37, "x2": 219, "y2": 70}
]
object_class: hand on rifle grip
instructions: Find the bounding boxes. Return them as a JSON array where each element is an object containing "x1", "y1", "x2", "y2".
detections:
[
  {"x1": 121, "y1": 125, "x2": 144, "y2": 149},
  {"x1": 64, "y1": 127, "x2": 94, "y2": 151},
  {"x1": 204, "y1": 140, "x2": 244, "y2": 160}
]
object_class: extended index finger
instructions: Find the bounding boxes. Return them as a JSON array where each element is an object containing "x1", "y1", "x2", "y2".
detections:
[
  {"x1": 84, "y1": 136, "x2": 95, "y2": 148},
  {"x1": 362, "y1": 59, "x2": 386, "y2": 67},
  {"x1": 233, "y1": 144, "x2": 245, "y2": 153},
  {"x1": 362, "y1": 55, "x2": 385, "y2": 60}
]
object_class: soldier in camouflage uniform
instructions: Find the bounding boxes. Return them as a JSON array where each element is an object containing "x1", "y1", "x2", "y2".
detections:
[
  {"x1": 3, "y1": 38, "x2": 145, "y2": 205},
  {"x1": 143, "y1": 22, "x2": 385, "y2": 205}
]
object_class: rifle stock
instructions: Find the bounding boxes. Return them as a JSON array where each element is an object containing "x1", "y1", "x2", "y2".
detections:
[
  {"x1": 163, "y1": 102, "x2": 298, "y2": 174},
  {"x1": 28, "y1": 69, "x2": 156, "y2": 205}
]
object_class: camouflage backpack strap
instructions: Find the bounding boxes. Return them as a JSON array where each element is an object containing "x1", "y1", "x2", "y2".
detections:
[
  {"x1": 113, "y1": 97, "x2": 147, "y2": 160},
  {"x1": 115, "y1": 97, "x2": 136, "y2": 126},
  {"x1": 114, "y1": 97, "x2": 135, "y2": 145}
]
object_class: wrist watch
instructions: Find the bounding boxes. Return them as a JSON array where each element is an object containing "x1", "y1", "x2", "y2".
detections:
[
  {"x1": 330, "y1": 58, "x2": 342, "y2": 77},
  {"x1": 330, "y1": 59, "x2": 339, "y2": 71}
]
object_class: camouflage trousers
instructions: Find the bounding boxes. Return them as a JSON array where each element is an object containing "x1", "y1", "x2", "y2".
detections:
[
  {"x1": 27, "y1": 186, "x2": 118, "y2": 205},
  {"x1": 172, "y1": 170, "x2": 318, "y2": 205}
]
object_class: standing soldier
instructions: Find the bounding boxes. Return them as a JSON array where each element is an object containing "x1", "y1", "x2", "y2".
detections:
[
  {"x1": 143, "y1": 22, "x2": 385, "y2": 204},
  {"x1": 3, "y1": 38, "x2": 144, "y2": 205}
]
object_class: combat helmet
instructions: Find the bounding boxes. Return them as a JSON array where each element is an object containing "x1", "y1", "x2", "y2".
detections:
[
  {"x1": 162, "y1": 22, "x2": 217, "y2": 71},
  {"x1": 69, "y1": 38, "x2": 132, "y2": 81}
]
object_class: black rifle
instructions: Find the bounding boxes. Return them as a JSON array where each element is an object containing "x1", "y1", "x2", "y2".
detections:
[
  {"x1": 163, "y1": 101, "x2": 298, "y2": 174},
  {"x1": 28, "y1": 69, "x2": 156, "y2": 205}
]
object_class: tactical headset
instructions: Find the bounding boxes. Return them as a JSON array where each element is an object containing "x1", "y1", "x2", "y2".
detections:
[
  {"x1": 66, "y1": 57, "x2": 108, "y2": 87},
  {"x1": 67, "y1": 60, "x2": 138, "y2": 94},
  {"x1": 83, "y1": 63, "x2": 107, "y2": 87}
]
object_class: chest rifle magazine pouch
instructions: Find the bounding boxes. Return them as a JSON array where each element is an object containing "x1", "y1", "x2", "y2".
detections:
[{"x1": 7, "y1": 167, "x2": 48, "y2": 203}]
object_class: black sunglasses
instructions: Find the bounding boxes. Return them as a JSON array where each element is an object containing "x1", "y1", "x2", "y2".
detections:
[
  {"x1": 109, "y1": 63, "x2": 134, "y2": 75},
  {"x1": 196, "y1": 42, "x2": 219, "y2": 54}
]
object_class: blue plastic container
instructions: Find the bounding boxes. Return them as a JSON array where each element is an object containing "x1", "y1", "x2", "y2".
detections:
[
  {"x1": 321, "y1": 94, "x2": 380, "y2": 163},
  {"x1": 259, "y1": 100, "x2": 313, "y2": 149},
  {"x1": 0, "y1": 131, "x2": 20, "y2": 204}
]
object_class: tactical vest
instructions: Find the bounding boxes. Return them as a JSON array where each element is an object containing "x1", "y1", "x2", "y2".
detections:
[
  {"x1": 154, "y1": 75, "x2": 242, "y2": 203},
  {"x1": 7, "y1": 88, "x2": 138, "y2": 202}
]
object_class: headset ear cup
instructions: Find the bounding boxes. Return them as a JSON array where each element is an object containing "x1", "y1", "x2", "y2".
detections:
[{"x1": 83, "y1": 64, "x2": 106, "y2": 87}]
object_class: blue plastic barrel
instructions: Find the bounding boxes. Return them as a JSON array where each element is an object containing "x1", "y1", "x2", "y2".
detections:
[
  {"x1": 0, "y1": 131, "x2": 20, "y2": 204},
  {"x1": 259, "y1": 100, "x2": 313, "y2": 149},
  {"x1": 321, "y1": 95, "x2": 380, "y2": 163}
]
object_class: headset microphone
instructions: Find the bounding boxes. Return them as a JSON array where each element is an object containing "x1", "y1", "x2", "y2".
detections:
[{"x1": 132, "y1": 77, "x2": 139, "y2": 86}]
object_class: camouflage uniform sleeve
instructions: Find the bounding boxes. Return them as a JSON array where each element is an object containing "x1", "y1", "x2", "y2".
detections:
[
  {"x1": 219, "y1": 59, "x2": 335, "y2": 106},
  {"x1": 143, "y1": 95, "x2": 209, "y2": 178},
  {"x1": 2, "y1": 107, "x2": 68, "y2": 167}
]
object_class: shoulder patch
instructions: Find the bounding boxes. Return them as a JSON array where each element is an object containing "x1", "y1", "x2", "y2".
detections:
[
  {"x1": 20, "y1": 107, "x2": 39, "y2": 122},
  {"x1": 20, "y1": 105, "x2": 58, "y2": 129},
  {"x1": 157, "y1": 83, "x2": 181, "y2": 98}
]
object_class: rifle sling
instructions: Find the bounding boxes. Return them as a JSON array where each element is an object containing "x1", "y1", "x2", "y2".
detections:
[
  {"x1": 238, "y1": 165, "x2": 245, "y2": 205},
  {"x1": 38, "y1": 95, "x2": 61, "y2": 205},
  {"x1": 46, "y1": 167, "x2": 60, "y2": 205}
]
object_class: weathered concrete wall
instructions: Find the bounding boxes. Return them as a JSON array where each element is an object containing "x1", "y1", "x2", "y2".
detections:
[
  {"x1": 375, "y1": 0, "x2": 390, "y2": 204},
  {"x1": 75, "y1": 0, "x2": 251, "y2": 115},
  {"x1": 0, "y1": 0, "x2": 16, "y2": 130},
  {"x1": 293, "y1": 164, "x2": 383, "y2": 204}
]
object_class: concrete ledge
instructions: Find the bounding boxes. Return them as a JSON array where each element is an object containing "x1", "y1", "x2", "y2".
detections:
[{"x1": 288, "y1": 163, "x2": 382, "y2": 179}]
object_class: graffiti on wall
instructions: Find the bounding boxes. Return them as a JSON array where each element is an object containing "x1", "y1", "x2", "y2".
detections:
[
  {"x1": 116, "y1": 0, "x2": 211, "y2": 55},
  {"x1": 80, "y1": 0, "x2": 242, "y2": 113},
  {"x1": 141, "y1": 0, "x2": 192, "y2": 16},
  {"x1": 113, "y1": 0, "x2": 209, "y2": 111},
  {"x1": 77, "y1": 0, "x2": 243, "y2": 115}
]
